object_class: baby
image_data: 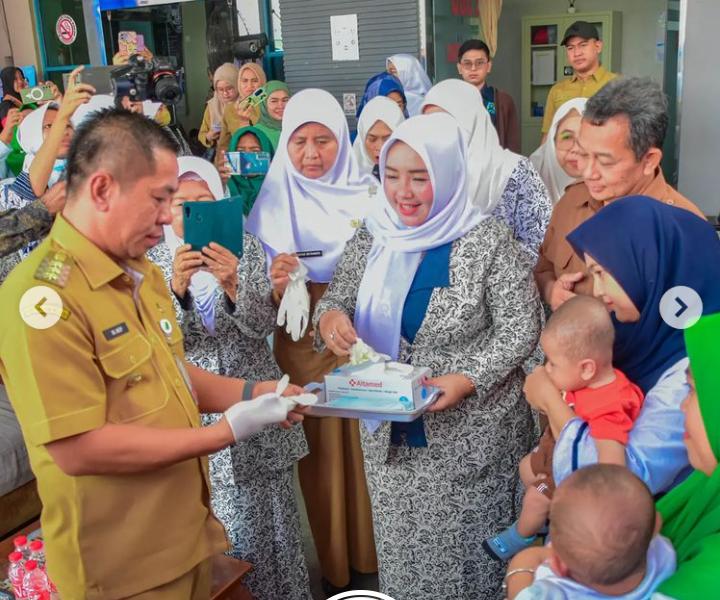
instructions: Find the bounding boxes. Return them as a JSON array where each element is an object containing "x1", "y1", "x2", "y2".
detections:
[
  {"x1": 485, "y1": 295, "x2": 644, "y2": 561},
  {"x1": 504, "y1": 464, "x2": 676, "y2": 599}
]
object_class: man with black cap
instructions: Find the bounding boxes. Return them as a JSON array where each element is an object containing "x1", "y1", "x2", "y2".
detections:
[{"x1": 540, "y1": 20, "x2": 617, "y2": 142}]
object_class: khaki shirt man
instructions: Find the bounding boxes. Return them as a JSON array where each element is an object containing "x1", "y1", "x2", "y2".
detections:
[
  {"x1": 535, "y1": 76, "x2": 707, "y2": 310},
  {"x1": 0, "y1": 109, "x2": 304, "y2": 599},
  {"x1": 541, "y1": 21, "x2": 618, "y2": 137},
  {"x1": 536, "y1": 171, "x2": 705, "y2": 299}
]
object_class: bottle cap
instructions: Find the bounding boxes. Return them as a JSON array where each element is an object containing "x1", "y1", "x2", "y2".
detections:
[
  {"x1": 29, "y1": 540, "x2": 44, "y2": 552},
  {"x1": 13, "y1": 535, "x2": 28, "y2": 548},
  {"x1": 24, "y1": 559, "x2": 37, "y2": 571},
  {"x1": 8, "y1": 551, "x2": 22, "y2": 562}
]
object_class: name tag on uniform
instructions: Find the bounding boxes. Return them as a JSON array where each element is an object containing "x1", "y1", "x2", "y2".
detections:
[{"x1": 103, "y1": 322, "x2": 129, "y2": 341}]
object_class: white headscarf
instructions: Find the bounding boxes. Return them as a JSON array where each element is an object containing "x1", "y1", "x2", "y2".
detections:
[
  {"x1": 387, "y1": 54, "x2": 432, "y2": 116},
  {"x1": 70, "y1": 94, "x2": 115, "y2": 129},
  {"x1": 162, "y1": 156, "x2": 225, "y2": 335},
  {"x1": 354, "y1": 113, "x2": 489, "y2": 359},
  {"x1": 529, "y1": 97, "x2": 587, "y2": 204},
  {"x1": 421, "y1": 79, "x2": 521, "y2": 214},
  {"x1": 17, "y1": 103, "x2": 66, "y2": 186},
  {"x1": 352, "y1": 96, "x2": 405, "y2": 175},
  {"x1": 245, "y1": 88, "x2": 377, "y2": 283}
]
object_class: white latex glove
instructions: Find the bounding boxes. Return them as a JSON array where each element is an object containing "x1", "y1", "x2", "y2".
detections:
[
  {"x1": 349, "y1": 338, "x2": 391, "y2": 366},
  {"x1": 223, "y1": 375, "x2": 318, "y2": 442},
  {"x1": 277, "y1": 261, "x2": 310, "y2": 342}
]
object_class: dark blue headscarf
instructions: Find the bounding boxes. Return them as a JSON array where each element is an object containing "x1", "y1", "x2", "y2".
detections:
[
  {"x1": 356, "y1": 72, "x2": 408, "y2": 119},
  {"x1": 567, "y1": 196, "x2": 720, "y2": 393}
]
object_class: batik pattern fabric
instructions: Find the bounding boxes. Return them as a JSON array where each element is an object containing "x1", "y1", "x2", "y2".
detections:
[
  {"x1": 147, "y1": 240, "x2": 312, "y2": 600},
  {"x1": 314, "y1": 219, "x2": 543, "y2": 600}
]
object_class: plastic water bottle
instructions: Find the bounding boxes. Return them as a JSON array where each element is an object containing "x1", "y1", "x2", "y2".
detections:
[
  {"x1": 7, "y1": 551, "x2": 27, "y2": 598},
  {"x1": 21, "y1": 560, "x2": 50, "y2": 600},
  {"x1": 28, "y1": 540, "x2": 45, "y2": 569},
  {"x1": 13, "y1": 535, "x2": 29, "y2": 558}
]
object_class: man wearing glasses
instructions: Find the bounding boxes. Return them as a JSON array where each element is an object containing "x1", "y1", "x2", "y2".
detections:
[{"x1": 457, "y1": 39, "x2": 520, "y2": 153}]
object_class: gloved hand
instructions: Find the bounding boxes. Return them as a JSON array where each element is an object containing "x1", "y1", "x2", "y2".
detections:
[
  {"x1": 277, "y1": 260, "x2": 310, "y2": 342},
  {"x1": 223, "y1": 375, "x2": 317, "y2": 442}
]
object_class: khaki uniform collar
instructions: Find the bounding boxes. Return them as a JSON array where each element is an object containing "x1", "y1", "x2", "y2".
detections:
[
  {"x1": 50, "y1": 214, "x2": 150, "y2": 290},
  {"x1": 571, "y1": 64, "x2": 606, "y2": 83}
]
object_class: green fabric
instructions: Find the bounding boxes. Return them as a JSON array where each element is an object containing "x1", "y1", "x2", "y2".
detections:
[
  {"x1": 255, "y1": 80, "x2": 289, "y2": 150},
  {"x1": 6, "y1": 128, "x2": 25, "y2": 177},
  {"x1": 227, "y1": 125, "x2": 274, "y2": 216},
  {"x1": 657, "y1": 312, "x2": 720, "y2": 599}
]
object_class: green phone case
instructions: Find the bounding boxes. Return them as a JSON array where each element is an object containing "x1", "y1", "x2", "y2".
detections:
[{"x1": 182, "y1": 196, "x2": 245, "y2": 257}]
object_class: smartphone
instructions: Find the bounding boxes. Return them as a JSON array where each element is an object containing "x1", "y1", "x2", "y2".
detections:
[
  {"x1": 118, "y1": 31, "x2": 138, "y2": 56},
  {"x1": 243, "y1": 87, "x2": 268, "y2": 108},
  {"x1": 226, "y1": 151, "x2": 271, "y2": 176},
  {"x1": 74, "y1": 67, "x2": 115, "y2": 95},
  {"x1": 182, "y1": 197, "x2": 244, "y2": 257},
  {"x1": 20, "y1": 85, "x2": 53, "y2": 104}
]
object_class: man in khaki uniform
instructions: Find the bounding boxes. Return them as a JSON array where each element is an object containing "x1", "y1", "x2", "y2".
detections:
[
  {"x1": 0, "y1": 109, "x2": 305, "y2": 600},
  {"x1": 541, "y1": 21, "x2": 617, "y2": 142},
  {"x1": 535, "y1": 77, "x2": 706, "y2": 311}
]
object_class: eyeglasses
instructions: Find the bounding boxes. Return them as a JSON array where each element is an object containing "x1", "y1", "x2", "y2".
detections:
[
  {"x1": 460, "y1": 59, "x2": 489, "y2": 70},
  {"x1": 555, "y1": 132, "x2": 577, "y2": 151}
]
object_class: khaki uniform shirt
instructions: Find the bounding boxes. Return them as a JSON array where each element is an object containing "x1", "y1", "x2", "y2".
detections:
[
  {"x1": 541, "y1": 65, "x2": 617, "y2": 133},
  {"x1": 0, "y1": 215, "x2": 227, "y2": 600},
  {"x1": 535, "y1": 170, "x2": 707, "y2": 297}
]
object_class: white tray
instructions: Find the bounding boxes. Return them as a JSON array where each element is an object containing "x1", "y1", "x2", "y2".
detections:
[{"x1": 303, "y1": 382, "x2": 441, "y2": 422}]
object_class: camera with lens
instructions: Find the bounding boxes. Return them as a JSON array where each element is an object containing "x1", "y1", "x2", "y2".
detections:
[{"x1": 110, "y1": 54, "x2": 183, "y2": 106}]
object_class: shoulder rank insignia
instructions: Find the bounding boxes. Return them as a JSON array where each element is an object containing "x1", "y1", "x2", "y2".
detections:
[{"x1": 34, "y1": 249, "x2": 74, "y2": 288}]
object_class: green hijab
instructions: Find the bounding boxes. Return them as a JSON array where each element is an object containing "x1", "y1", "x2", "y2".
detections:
[
  {"x1": 255, "y1": 80, "x2": 289, "y2": 150},
  {"x1": 657, "y1": 312, "x2": 720, "y2": 598},
  {"x1": 227, "y1": 125, "x2": 274, "y2": 216}
]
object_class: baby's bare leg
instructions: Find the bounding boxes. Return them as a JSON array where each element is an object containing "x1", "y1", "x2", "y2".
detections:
[{"x1": 595, "y1": 439, "x2": 627, "y2": 467}]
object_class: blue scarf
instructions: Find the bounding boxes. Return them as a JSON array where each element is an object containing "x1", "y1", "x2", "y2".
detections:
[
  {"x1": 567, "y1": 196, "x2": 720, "y2": 393},
  {"x1": 356, "y1": 72, "x2": 409, "y2": 119}
]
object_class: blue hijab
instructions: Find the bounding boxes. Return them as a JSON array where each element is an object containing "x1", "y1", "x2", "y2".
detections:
[
  {"x1": 567, "y1": 196, "x2": 720, "y2": 393},
  {"x1": 356, "y1": 72, "x2": 408, "y2": 119}
]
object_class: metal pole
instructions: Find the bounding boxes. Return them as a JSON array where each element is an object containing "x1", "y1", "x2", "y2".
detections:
[{"x1": 82, "y1": 0, "x2": 108, "y2": 65}]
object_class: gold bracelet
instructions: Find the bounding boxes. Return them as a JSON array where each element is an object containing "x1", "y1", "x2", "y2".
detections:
[{"x1": 501, "y1": 567, "x2": 536, "y2": 597}]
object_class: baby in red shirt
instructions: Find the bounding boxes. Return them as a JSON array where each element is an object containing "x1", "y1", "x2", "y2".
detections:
[{"x1": 484, "y1": 295, "x2": 644, "y2": 562}]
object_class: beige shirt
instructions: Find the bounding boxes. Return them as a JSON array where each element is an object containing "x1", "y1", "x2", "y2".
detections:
[{"x1": 535, "y1": 170, "x2": 706, "y2": 297}]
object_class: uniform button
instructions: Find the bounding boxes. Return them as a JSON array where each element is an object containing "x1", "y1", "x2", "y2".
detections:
[
  {"x1": 122, "y1": 275, "x2": 132, "y2": 284},
  {"x1": 128, "y1": 373, "x2": 143, "y2": 387},
  {"x1": 129, "y1": 354, "x2": 137, "y2": 364},
  {"x1": 667, "y1": 199, "x2": 675, "y2": 205},
  {"x1": 174, "y1": 378, "x2": 182, "y2": 387}
]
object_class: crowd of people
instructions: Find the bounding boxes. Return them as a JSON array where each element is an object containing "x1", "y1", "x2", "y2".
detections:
[{"x1": 0, "y1": 18, "x2": 719, "y2": 600}]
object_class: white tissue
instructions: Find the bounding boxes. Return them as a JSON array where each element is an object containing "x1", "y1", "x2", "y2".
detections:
[
  {"x1": 349, "y1": 338, "x2": 391, "y2": 366},
  {"x1": 277, "y1": 261, "x2": 310, "y2": 342}
]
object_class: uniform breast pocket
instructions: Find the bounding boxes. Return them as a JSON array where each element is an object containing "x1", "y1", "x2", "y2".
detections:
[{"x1": 98, "y1": 334, "x2": 169, "y2": 423}]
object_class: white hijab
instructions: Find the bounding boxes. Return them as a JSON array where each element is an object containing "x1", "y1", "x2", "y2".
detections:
[
  {"x1": 352, "y1": 96, "x2": 406, "y2": 176},
  {"x1": 17, "y1": 103, "x2": 66, "y2": 187},
  {"x1": 70, "y1": 94, "x2": 115, "y2": 129},
  {"x1": 245, "y1": 88, "x2": 377, "y2": 283},
  {"x1": 421, "y1": 79, "x2": 521, "y2": 214},
  {"x1": 529, "y1": 97, "x2": 587, "y2": 204},
  {"x1": 387, "y1": 54, "x2": 432, "y2": 116},
  {"x1": 162, "y1": 156, "x2": 225, "y2": 336},
  {"x1": 354, "y1": 113, "x2": 489, "y2": 360}
]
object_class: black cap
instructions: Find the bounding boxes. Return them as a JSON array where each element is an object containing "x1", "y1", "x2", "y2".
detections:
[{"x1": 561, "y1": 21, "x2": 600, "y2": 45}]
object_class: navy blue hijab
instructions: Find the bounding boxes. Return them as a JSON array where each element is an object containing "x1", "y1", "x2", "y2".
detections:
[
  {"x1": 356, "y1": 72, "x2": 408, "y2": 119},
  {"x1": 567, "y1": 196, "x2": 720, "y2": 393}
]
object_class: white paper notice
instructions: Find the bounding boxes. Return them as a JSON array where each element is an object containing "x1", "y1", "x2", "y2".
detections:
[
  {"x1": 532, "y1": 49, "x2": 556, "y2": 85},
  {"x1": 331, "y1": 14, "x2": 359, "y2": 61}
]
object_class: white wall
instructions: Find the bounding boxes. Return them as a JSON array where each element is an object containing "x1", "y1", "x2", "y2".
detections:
[
  {"x1": 490, "y1": 0, "x2": 667, "y2": 109},
  {"x1": 677, "y1": 0, "x2": 720, "y2": 216},
  {"x1": 0, "y1": 0, "x2": 40, "y2": 69}
]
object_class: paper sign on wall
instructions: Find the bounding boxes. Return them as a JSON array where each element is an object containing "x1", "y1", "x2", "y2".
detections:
[
  {"x1": 331, "y1": 14, "x2": 359, "y2": 61},
  {"x1": 342, "y1": 93, "x2": 357, "y2": 115}
]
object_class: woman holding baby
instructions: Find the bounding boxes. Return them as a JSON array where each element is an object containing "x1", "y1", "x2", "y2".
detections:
[{"x1": 315, "y1": 112, "x2": 543, "y2": 599}]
